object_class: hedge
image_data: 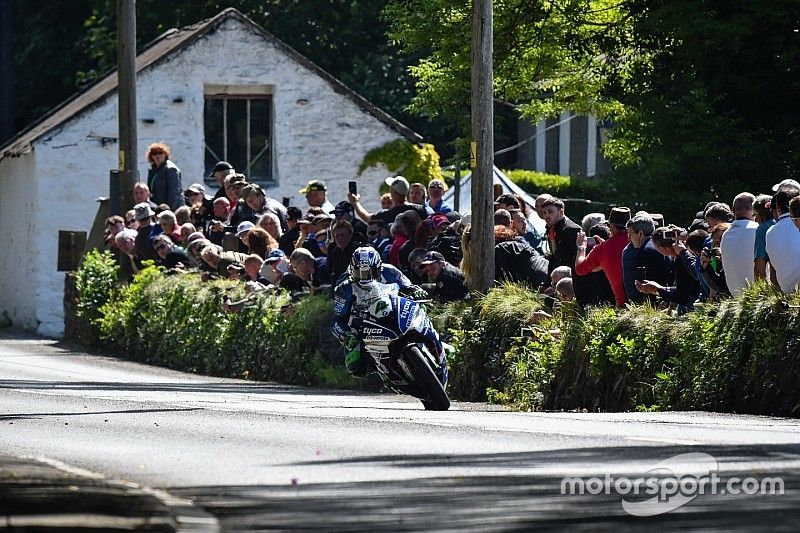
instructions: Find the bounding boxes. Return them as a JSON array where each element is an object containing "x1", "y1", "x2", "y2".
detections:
[
  {"x1": 74, "y1": 251, "x2": 800, "y2": 416},
  {"x1": 467, "y1": 282, "x2": 800, "y2": 416},
  {"x1": 75, "y1": 251, "x2": 358, "y2": 389}
]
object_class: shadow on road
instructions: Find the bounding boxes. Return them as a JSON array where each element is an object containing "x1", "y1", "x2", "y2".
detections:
[
  {"x1": 173, "y1": 444, "x2": 800, "y2": 531},
  {"x1": 0, "y1": 379, "x2": 357, "y2": 397},
  {"x1": 0, "y1": 407, "x2": 203, "y2": 421}
]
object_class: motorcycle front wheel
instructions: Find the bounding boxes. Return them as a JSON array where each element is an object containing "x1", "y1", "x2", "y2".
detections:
[{"x1": 403, "y1": 345, "x2": 450, "y2": 411}]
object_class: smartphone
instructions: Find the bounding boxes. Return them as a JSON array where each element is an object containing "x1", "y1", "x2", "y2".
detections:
[
  {"x1": 282, "y1": 196, "x2": 291, "y2": 208},
  {"x1": 348, "y1": 181, "x2": 358, "y2": 195},
  {"x1": 636, "y1": 266, "x2": 647, "y2": 282}
]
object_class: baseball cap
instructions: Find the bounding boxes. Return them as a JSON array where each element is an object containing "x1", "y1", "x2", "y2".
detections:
[
  {"x1": 208, "y1": 161, "x2": 233, "y2": 177},
  {"x1": 264, "y1": 249, "x2": 287, "y2": 264},
  {"x1": 772, "y1": 178, "x2": 800, "y2": 192},
  {"x1": 299, "y1": 180, "x2": 327, "y2": 194},
  {"x1": 429, "y1": 213, "x2": 449, "y2": 228},
  {"x1": 235, "y1": 221, "x2": 255, "y2": 237},
  {"x1": 133, "y1": 202, "x2": 155, "y2": 221},
  {"x1": 184, "y1": 183, "x2": 206, "y2": 195},
  {"x1": 428, "y1": 178, "x2": 448, "y2": 191},
  {"x1": 385, "y1": 176, "x2": 410, "y2": 196},
  {"x1": 420, "y1": 250, "x2": 446, "y2": 265},
  {"x1": 334, "y1": 201, "x2": 354, "y2": 217}
]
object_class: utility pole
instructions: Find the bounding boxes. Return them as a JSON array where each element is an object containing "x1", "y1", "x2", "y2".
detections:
[
  {"x1": 470, "y1": 0, "x2": 494, "y2": 292},
  {"x1": 0, "y1": 0, "x2": 13, "y2": 144},
  {"x1": 116, "y1": 0, "x2": 137, "y2": 214}
]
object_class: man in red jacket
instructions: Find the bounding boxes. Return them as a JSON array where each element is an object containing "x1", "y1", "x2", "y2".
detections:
[{"x1": 575, "y1": 207, "x2": 631, "y2": 306}]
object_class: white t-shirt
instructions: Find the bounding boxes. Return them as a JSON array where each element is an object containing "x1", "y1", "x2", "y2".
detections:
[
  {"x1": 765, "y1": 215, "x2": 800, "y2": 293},
  {"x1": 720, "y1": 218, "x2": 758, "y2": 296}
]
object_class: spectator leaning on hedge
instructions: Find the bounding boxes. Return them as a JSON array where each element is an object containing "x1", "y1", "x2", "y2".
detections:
[
  {"x1": 766, "y1": 184, "x2": 800, "y2": 293},
  {"x1": 720, "y1": 193, "x2": 757, "y2": 297},
  {"x1": 636, "y1": 226, "x2": 701, "y2": 314},
  {"x1": 421, "y1": 250, "x2": 469, "y2": 303},
  {"x1": 575, "y1": 207, "x2": 631, "y2": 306},
  {"x1": 153, "y1": 234, "x2": 191, "y2": 270}
]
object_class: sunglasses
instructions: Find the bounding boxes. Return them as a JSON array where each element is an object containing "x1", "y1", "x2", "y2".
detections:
[
  {"x1": 367, "y1": 230, "x2": 379, "y2": 237},
  {"x1": 150, "y1": 150, "x2": 164, "y2": 155},
  {"x1": 428, "y1": 184, "x2": 444, "y2": 189}
]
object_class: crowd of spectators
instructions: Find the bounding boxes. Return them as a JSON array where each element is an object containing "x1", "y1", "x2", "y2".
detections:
[{"x1": 103, "y1": 142, "x2": 800, "y2": 318}]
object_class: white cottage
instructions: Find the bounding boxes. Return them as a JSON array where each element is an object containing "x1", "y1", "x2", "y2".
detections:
[{"x1": 0, "y1": 8, "x2": 421, "y2": 337}]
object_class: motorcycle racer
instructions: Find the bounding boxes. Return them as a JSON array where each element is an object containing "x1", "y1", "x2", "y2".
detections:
[{"x1": 332, "y1": 246, "x2": 440, "y2": 377}]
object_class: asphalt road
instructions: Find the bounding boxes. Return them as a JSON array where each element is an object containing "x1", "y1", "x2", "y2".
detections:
[{"x1": 1, "y1": 330, "x2": 800, "y2": 531}]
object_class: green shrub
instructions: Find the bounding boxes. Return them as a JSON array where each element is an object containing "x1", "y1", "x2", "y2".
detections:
[
  {"x1": 75, "y1": 250, "x2": 119, "y2": 326},
  {"x1": 502, "y1": 169, "x2": 615, "y2": 201},
  {"x1": 430, "y1": 283, "x2": 546, "y2": 402}
]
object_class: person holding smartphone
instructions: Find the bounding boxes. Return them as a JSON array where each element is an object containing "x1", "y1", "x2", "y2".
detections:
[
  {"x1": 348, "y1": 175, "x2": 428, "y2": 227},
  {"x1": 622, "y1": 212, "x2": 673, "y2": 304},
  {"x1": 636, "y1": 226, "x2": 702, "y2": 314}
]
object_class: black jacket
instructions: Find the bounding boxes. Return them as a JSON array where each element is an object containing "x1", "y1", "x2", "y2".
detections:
[
  {"x1": 546, "y1": 217, "x2": 581, "y2": 273},
  {"x1": 495, "y1": 238, "x2": 549, "y2": 289},
  {"x1": 147, "y1": 160, "x2": 183, "y2": 211},
  {"x1": 431, "y1": 263, "x2": 469, "y2": 302}
]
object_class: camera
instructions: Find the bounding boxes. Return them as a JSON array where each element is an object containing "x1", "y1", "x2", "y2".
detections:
[{"x1": 348, "y1": 181, "x2": 358, "y2": 195}]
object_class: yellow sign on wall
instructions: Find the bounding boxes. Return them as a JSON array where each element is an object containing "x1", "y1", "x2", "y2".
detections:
[
  {"x1": 118, "y1": 150, "x2": 125, "y2": 171},
  {"x1": 470, "y1": 141, "x2": 477, "y2": 168}
]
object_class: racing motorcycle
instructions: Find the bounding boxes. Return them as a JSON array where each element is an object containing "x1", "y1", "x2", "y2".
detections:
[{"x1": 349, "y1": 283, "x2": 450, "y2": 411}]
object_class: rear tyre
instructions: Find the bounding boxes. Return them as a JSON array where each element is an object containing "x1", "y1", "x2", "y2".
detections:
[{"x1": 404, "y1": 345, "x2": 450, "y2": 411}]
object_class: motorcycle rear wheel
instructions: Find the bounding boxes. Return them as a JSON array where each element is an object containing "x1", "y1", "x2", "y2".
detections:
[{"x1": 404, "y1": 346, "x2": 450, "y2": 411}]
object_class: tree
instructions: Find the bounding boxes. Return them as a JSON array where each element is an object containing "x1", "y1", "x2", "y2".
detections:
[{"x1": 386, "y1": 0, "x2": 800, "y2": 222}]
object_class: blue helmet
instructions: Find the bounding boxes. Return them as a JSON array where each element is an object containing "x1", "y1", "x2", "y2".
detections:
[{"x1": 350, "y1": 246, "x2": 382, "y2": 284}]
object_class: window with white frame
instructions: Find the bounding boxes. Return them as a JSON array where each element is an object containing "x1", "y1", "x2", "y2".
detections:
[{"x1": 204, "y1": 84, "x2": 274, "y2": 183}]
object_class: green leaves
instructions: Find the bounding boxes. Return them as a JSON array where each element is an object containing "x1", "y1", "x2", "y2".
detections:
[{"x1": 358, "y1": 140, "x2": 444, "y2": 184}]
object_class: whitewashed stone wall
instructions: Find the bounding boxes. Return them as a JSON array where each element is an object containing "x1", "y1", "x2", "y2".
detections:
[
  {"x1": 0, "y1": 152, "x2": 38, "y2": 330},
  {"x1": 1, "y1": 15, "x2": 408, "y2": 337}
]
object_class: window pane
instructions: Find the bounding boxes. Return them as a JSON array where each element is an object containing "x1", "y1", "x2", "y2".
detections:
[
  {"x1": 249, "y1": 98, "x2": 272, "y2": 182},
  {"x1": 203, "y1": 98, "x2": 224, "y2": 180},
  {"x1": 226, "y1": 99, "x2": 248, "y2": 179}
]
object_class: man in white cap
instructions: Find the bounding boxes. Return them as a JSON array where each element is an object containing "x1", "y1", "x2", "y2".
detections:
[
  {"x1": 772, "y1": 178, "x2": 800, "y2": 192},
  {"x1": 348, "y1": 175, "x2": 427, "y2": 226},
  {"x1": 427, "y1": 178, "x2": 452, "y2": 214}
]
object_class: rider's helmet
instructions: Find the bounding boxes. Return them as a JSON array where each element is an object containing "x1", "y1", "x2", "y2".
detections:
[{"x1": 350, "y1": 246, "x2": 382, "y2": 285}]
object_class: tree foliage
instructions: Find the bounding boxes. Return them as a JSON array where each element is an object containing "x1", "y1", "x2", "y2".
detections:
[{"x1": 386, "y1": 0, "x2": 800, "y2": 222}]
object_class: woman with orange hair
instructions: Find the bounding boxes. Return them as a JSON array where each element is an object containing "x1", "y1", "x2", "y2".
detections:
[{"x1": 145, "y1": 142, "x2": 183, "y2": 211}]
